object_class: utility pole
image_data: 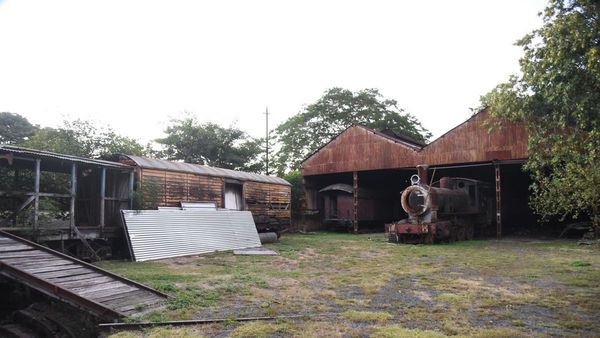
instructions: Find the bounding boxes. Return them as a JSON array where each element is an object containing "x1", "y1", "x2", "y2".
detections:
[{"x1": 264, "y1": 107, "x2": 269, "y2": 176}]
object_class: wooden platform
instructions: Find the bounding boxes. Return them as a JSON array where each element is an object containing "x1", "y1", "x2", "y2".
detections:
[{"x1": 0, "y1": 231, "x2": 167, "y2": 321}]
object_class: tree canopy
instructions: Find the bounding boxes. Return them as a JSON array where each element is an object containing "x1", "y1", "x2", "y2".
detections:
[
  {"x1": 483, "y1": 0, "x2": 600, "y2": 234},
  {"x1": 0, "y1": 112, "x2": 36, "y2": 145},
  {"x1": 156, "y1": 117, "x2": 264, "y2": 173},
  {"x1": 274, "y1": 88, "x2": 431, "y2": 174},
  {"x1": 23, "y1": 118, "x2": 145, "y2": 158}
]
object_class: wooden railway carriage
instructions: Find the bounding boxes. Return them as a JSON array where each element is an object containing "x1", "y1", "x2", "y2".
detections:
[{"x1": 112, "y1": 155, "x2": 292, "y2": 234}]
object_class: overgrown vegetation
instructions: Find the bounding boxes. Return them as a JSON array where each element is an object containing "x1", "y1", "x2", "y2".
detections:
[
  {"x1": 99, "y1": 233, "x2": 600, "y2": 337},
  {"x1": 483, "y1": 0, "x2": 600, "y2": 235}
]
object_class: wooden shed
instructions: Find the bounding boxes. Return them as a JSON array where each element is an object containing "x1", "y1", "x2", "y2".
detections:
[
  {"x1": 301, "y1": 109, "x2": 534, "y2": 237},
  {"x1": 112, "y1": 155, "x2": 292, "y2": 234},
  {"x1": 0, "y1": 146, "x2": 134, "y2": 259}
]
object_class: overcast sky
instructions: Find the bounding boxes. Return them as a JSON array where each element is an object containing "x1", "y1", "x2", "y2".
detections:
[{"x1": 0, "y1": 0, "x2": 546, "y2": 143}]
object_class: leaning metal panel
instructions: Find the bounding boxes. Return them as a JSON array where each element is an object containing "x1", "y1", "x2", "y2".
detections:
[{"x1": 121, "y1": 209, "x2": 261, "y2": 262}]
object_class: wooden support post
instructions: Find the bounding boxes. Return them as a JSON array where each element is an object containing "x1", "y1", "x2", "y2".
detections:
[
  {"x1": 100, "y1": 168, "x2": 106, "y2": 229},
  {"x1": 70, "y1": 163, "x2": 77, "y2": 236},
  {"x1": 33, "y1": 159, "x2": 40, "y2": 232},
  {"x1": 128, "y1": 170, "x2": 135, "y2": 209},
  {"x1": 495, "y1": 163, "x2": 502, "y2": 239},
  {"x1": 353, "y1": 171, "x2": 358, "y2": 234}
]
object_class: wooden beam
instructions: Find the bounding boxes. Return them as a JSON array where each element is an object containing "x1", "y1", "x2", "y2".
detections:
[
  {"x1": 353, "y1": 171, "x2": 358, "y2": 234},
  {"x1": 100, "y1": 168, "x2": 106, "y2": 229},
  {"x1": 33, "y1": 159, "x2": 40, "y2": 232},
  {"x1": 128, "y1": 170, "x2": 135, "y2": 209},
  {"x1": 495, "y1": 163, "x2": 502, "y2": 239},
  {"x1": 70, "y1": 163, "x2": 77, "y2": 236}
]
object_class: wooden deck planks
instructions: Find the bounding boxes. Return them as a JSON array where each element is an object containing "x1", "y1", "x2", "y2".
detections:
[{"x1": 0, "y1": 232, "x2": 167, "y2": 319}]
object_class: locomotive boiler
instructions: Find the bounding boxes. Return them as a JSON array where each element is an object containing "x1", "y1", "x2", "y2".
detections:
[{"x1": 387, "y1": 165, "x2": 493, "y2": 244}]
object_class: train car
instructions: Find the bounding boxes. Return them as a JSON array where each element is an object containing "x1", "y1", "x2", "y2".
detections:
[
  {"x1": 319, "y1": 183, "x2": 399, "y2": 232},
  {"x1": 387, "y1": 165, "x2": 493, "y2": 243},
  {"x1": 111, "y1": 155, "x2": 292, "y2": 234}
]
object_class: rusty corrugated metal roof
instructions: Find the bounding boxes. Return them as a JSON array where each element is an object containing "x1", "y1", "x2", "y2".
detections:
[
  {"x1": 121, "y1": 155, "x2": 291, "y2": 186},
  {"x1": 0, "y1": 145, "x2": 133, "y2": 169}
]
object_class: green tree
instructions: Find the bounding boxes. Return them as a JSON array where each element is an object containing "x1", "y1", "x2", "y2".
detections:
[
  {"x1": 0, "y1": 112, "x2": 37, "y2": 145},
  {"x1": 283, "y1": 170, "x2": 303, "y2": 222},
  {"x1": 483, "y1": 0, "x2": 600, "y2": 235},
  {"x1": 23, "y1": 119, "x2": 145, "y2": 158},
  {"x1": 156, "y1": 117, "x2": 264, "y2": 173},
  {"x1": 274, "y1": 88, "x2": 431, "y2": 174}
]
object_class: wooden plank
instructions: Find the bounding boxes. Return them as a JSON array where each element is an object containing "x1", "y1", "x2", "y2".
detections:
[
  {"x1": 0, "y1": 251, "x2": 54, "y2": 259},
  {"x1": 8, "y1": 258, "x2": 74, "y2": 268},
  {"x1": 70, "y1": 281, "x2": 129, "y2": 294},
  {"x1": 82, "y1": 285, "x2": 139, "y2": 299},
  {"x1": 35, "y1": 267, "x2": 94, "y2": 279},
  {"x1": 47, "y1": 272, "x2": 103, "y2": 283},
  {"x1": 55, "y1": 276, "x2": 115, "y2": 289},
  {"x1": 21, "y1": 264, "x2": 82, "y2": 274},
  {"x1": 93, "y1": 289, "x2": 155, "y2": 304},
  {"x1": 0, "y1": 245, "x2": 36, "y2": 252},
  {"x1": 101, "y1": 291, "x2": 162, "y2": 308}
]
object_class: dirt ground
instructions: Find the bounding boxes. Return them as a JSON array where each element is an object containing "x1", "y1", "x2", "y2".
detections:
[{"x1": 98, "y1": 233, "x2": 600, "y2": 337}]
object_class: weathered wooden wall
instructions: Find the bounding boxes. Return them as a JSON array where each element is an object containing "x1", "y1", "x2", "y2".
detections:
[
  {"x1": 301, "y1": 125, "x2": 421, "y2": 176},
  {"x1": 140, "y1": 169, "x2": 223, "y2": 208},
  {"x1": 244, "y1": 181, "x2": 291, "y2": 222},
  {"x1": 138, "y1": 168, "x2": 291, "y2": 229}
]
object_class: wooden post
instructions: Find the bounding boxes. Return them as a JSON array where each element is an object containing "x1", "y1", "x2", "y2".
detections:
[
  {"x1": 70, "y1": 163, "x2": 77, "y2": 236},
  {"x1": 128, "y1": 170, "x2": 135, "y2": 209},
  {"x1": 353, "y1": 171, "x2": 358, "y2": 234},
  {"x1": 495, "y1": 163, "x2": 502, "y2": 239},
  {"x1": 100, "y1": 168, "x2": 106, "y2": 229},
  {"x1": 33, "y1": 159, "x2": 41, "y2": 232}
]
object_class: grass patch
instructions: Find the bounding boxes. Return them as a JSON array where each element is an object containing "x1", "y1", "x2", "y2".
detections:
[
  {"x1": 435, "y1": 293, "x2": 463, "y2": 304},
  {"x1": 371, "y1": 325, "x2": 447, "y2": 338},
  {"x1": 571, "y1": 260, "x2": 592, "y2": 267},
  {"x1": 341, "y1": 310, "x2": 393, "y2": 322},
  {"x1": 229, "y1": 322, "x2": 289, "y2": 338}
]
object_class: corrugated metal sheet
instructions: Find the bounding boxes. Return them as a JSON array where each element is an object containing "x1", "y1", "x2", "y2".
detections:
[
  {"x1": 301, "y1": 125, "x2": 421, "y2": 176},
  {"x1": 419, "y1": 110, "x2": 528, "y2": 166},
  {"x1": 122, "y1": 209, "x2": 261, "y2": 262},
  {"x1": 0, "y1": 145, "x2": 132, "y2": 169},
  {"x1": 180, "y1": 202, "x2": 217, "y2": 210},
  {"x1": 301, "y1": 109, "x2": 529, "y2": 176},
  {"x1": 121, "y1": 155, "x2": 291, "y2": 186}
]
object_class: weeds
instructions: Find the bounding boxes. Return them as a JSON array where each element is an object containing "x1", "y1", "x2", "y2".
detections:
[{"x1": 102, "y1": 232, "x2": 600, "y2": 337}]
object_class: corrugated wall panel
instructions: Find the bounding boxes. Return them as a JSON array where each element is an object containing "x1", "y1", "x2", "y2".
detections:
[{"x1": 122, "y1": 210, "x2": 261, "y2": 262}]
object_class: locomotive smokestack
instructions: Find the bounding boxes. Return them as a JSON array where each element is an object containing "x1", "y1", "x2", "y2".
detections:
[{"x1": 416, "y1": 164, "x2": 429, "y2": 185}]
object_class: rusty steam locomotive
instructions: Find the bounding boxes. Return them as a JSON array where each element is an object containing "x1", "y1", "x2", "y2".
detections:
[{"x1": 387, "y1": 165, "x2": 494, "y2": 244}]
